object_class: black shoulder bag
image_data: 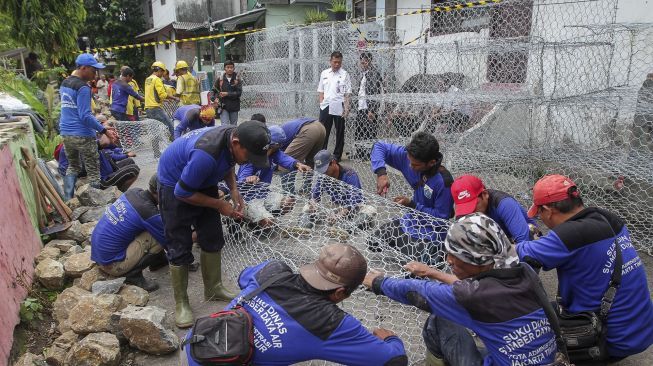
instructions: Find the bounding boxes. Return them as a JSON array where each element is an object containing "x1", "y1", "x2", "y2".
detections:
[
  {"x1": 182, "y1": 272, "x2": 289, "y2": 365},
  {"x1": 523, "y1": 263, "x2": 573, "y2": 366},
  {"x1": 553, "y1": 217, "x2": 621, "y2": 365}
]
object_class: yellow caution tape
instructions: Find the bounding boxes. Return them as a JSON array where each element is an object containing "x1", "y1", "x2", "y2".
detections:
[{"x1": 80, "y1": 0, "x2": 501, "y2": 53}]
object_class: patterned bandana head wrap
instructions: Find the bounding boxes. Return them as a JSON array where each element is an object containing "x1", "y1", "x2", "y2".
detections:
[{"x1": 444, "y1": 212, "x2": 519, "y2": 269}]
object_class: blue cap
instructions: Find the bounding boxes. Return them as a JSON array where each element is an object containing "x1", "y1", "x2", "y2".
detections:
[
  {"x1": 75, "y1": 53, "x2": 105, "y2": 69},
  {"x1": 314, "y1": 149, "x2": 335, "y2": 174},
  {"x1": 268, "y1": 125, "x2": 287, "y2": 145}
]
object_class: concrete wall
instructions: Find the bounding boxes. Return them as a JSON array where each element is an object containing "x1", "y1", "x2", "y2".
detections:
[
  {"x1": 265, "y1": 4, "x2": 315, "y2": 27},
  {"x1": 153, "y1": 33, "x2": 179, "y2": 72},
  {"x1": 0, "y1": 123, "x2": 42, "y2": 363},
  {"x1": 152, "y1": 0, "x2": 176, "y2": 28},
  {"x1": 176, "y1": 0, "x2": 239, "y2": 23}
]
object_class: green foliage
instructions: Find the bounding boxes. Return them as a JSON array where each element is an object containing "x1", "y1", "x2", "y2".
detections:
[
  {"x1": 328, "y1": 0, "x2": 347, "y2": 13},
  {"x1": 81, "y1": 0, "x2": 148, "y2": 80},
  {"x1": 32, "y1": 67, "x2": 68, "y2": 91},
  {"x1": 0, "y1": 0, "x2": 86, "y2": 64},
  {"x1": 0, "y1": 13, "x2": 21, "y2": 52},
  {"x1": 305, "y1": 9, "x2": 329, "y2": 24},
  {"x1": 36, "y1": 134, "x2": 62, "y2": 159},
  {"x1": 19, "y1": 298, "x2": 44, "y2": 323}
]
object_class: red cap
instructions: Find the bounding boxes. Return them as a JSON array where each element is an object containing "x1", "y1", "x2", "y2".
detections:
[
  {"x1": 527, "y1": 174, "x2": 578, "y2": 218},
  {"x1": 451, "y1": 175, "x2": 485, "y2": 217}
]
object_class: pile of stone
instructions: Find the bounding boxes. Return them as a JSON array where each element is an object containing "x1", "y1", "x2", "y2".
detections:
[{"x1": 26, "y1": 185, "x2": 179, "y2": 366}]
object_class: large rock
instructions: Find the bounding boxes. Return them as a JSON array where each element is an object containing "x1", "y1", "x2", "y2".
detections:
[
  {"x1": 118, "y1": 285, "x2": 149, "y2": 306},
  {"x1": 46, "y1": 330, "x2": 81, "y2": 365},
  {"x1": 71, "y1": 206, "x2": 90, "y2": 221},
  {"x1": 46, "y1": 239, "x2": 76, "y2": 253},
  {"x1": 53, "y1": 286, "x2": 92, "y2": 332},
  {"x1": 69, "y1": 294, "x2": 123, "y2": 334},
  {"x1": 79, "y1": 266, "x2": 110, "y2": 291},
  {"x1": 36, "y1": 246, "x2": 61, "y2": 263},
  {"x1": 34, "y1": 258, "x2": 65, "y2": 290},
  {"x1": 80, "y1": 205, "x2": 108, "y2": 223},
  {"x1": 77, "y1": 184, "x2": 118, "y2": 206},
  {"x1": 67, "y1": 197, "x2": 81, "y2": 210},
  {"x1": 63, "y1": 245, "x2": 84, "y2": 257},
  {"x1": 64, "y1": 251, "x2": 95, "y2": 278},
  {"x1": 118, "y1": 306, "x2": 179, "y2": 355},
  {"x1": 92, "y1": 277, "x2": 125, "y2": 295},
  {"x1": 14, "y1": 352, "x2": 46, "y2": 366},
  {"x1": 57, "y1": 220, "x2": 85, "y2": 243},
  {"x1": 80, "y1": 221, "x2": 97, "y2": 240},
  {"x1": 64, "y1": 332, "x2": 120, "y2": 366}
]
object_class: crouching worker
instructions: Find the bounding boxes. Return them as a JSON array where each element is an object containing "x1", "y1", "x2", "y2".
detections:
[
  {"x1": 301, "y1": 149, "x2": 376, "y2": 231},
  {"x1": 364, "y1": 213, "x2": 557, "y2": 366},
  {"x1": 90, "y1": 175, "x2": 168, "y2": 291},
  {"x1": 182, "y1": 243, "x2": 408, "y2": 366},
  {"x1": 236, "y1": 125, "x2": 311, "y2": 228}
]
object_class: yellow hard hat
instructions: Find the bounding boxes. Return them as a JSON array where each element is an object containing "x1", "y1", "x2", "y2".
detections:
[
  {"x1": 199, "y1": 106, "x2": 216, "y2": 121},
  {"x1": 151, "y1": 61, "x2": 167, "y2": 71},
  {"x1": 175, "y1": 60, "x2": 189, "y2": 70}
]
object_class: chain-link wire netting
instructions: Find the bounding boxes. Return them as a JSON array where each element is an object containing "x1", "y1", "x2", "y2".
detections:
[
  {"x1": 114, "y1": 119, "x2": 172, "y2": 164},
  {"x1": 221, "y1": 170, "x2": 451, "y2": 365},
  {"x1": 233, "y1": 0, "x2": 653, "y2": 256}
]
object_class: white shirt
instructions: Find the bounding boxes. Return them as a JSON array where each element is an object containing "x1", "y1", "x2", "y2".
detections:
[
  {"x1": 317, "y1": 67, "x2": 352, "y2": 115},
  {"x1": 358, "y1": 72, "x2": 368, "y2": 110}
]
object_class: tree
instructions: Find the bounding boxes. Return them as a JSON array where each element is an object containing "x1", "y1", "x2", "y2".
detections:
[
  {"x1": 0, "y1": 0, "x2": 86, "y2": 63},
  {"x1": 81, "y1": 0, "x2": 149, "y2": 81}
]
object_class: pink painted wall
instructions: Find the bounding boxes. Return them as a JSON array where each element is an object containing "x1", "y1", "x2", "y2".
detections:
[{"x1": 0, "y1": 145, "x2": 42, "y2": 363}]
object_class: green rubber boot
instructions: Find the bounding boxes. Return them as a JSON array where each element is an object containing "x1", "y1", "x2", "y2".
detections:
[
  {"x1": 425, "y1": 351, "x2": 446, "y2": 366},
  {"x1": 169, "y1": 265, "x2": 193, "y2": 328},
  {"x1": 201, "y1": 250, "x2": 237, "y2": 301}
]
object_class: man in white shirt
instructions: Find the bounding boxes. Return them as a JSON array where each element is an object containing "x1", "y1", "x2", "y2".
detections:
[{"x1": 318, "y1": 51, "x2": 352, "y2": 162}]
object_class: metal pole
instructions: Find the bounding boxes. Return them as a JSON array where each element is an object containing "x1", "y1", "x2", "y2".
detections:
[
  {"x1": 363, "y1": 0, "x2": 367, "y2": 20},
  {"x1": 196, "y1": 40, "x2": 202, "y2": 71},
  {"x1": 20, "y1": 51, "x2": 27, "y2": 77}
]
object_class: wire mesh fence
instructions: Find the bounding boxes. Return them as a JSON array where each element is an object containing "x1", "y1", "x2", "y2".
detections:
[{"x1": 233, "y1": 0, "x2": 653, "y2": 257}]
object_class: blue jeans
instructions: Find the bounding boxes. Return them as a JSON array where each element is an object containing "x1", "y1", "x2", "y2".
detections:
[
  {"x1": 423, "y1": 315, "x2": 485, "y2": 366},
  {"x1": 220, "y1": 110, "x2": 238, "y2": 126},
  {"x1": 146, "y1": 107, "x2": 174, "y2": 138}
]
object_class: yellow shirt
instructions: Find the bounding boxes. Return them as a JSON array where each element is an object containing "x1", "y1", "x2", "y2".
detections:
[
  {"x1": 176, "y1": 73, "x2": 200, "y2": 105},
  {"x1": 126, "y1": 80, "x2": 141, "y2": 116},
  {"x1": 144, "y1": 74, "x2": 168, "y2": 109}
]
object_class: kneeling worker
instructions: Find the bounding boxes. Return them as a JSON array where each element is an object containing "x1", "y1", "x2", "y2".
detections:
[
  {"x1": 365, "y1": 213, "x2": 556, "y2": 366},
  {"x1": 90, "y1": 175, "x2": 167, "y2": 291},
  {"x1": 182, "y1": 243, "x2": 408, "y2": 366},
  {"x1": 173, "y1": 105, "x2": 216, "y2": 140}
]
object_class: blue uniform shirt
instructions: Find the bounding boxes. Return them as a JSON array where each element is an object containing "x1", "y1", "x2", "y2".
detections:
[
  {"x1": 185, "y1": 260, "x2": 408, "y2": 366},
  {"x1": 110, "y1": 79, "x2": 142, "y2": 114},
  {"x1": 517, "y1": 207, "x2": 653, "y2": 358},
  {"x1": 237, "y1": 149, "x2": 297, "y2": 201},
  {"x1": 59, "y1": 76, "x2": 105, "y2": 137},
  {"x1": 485, "y1": 190, "x2": 535, "y2": 243},
  {"x1": 279, "y1": 117, "x2": 315, "y2": 150},
  {"x1": 173, "y1": 105, "x2": 215, "y2": 139},
  {"x1": 157, "y1": 126, "x2": 235, "y2": 198},
  {"x1": 91, "y1": 189, "x2": 166, "y2": 265},
  {"x1": 370, "y1": 142, "x2": 453, "y2": 240},
  {"x1": 312, "y1": 166, "x2": 363, "y2": 209},
  {"x1": 375, "y1": 265, "x2": 556, "y2": 366}
]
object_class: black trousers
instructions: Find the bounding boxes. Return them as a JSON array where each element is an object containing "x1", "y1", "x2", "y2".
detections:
[
  {"x1": 319, "y1": 106, "x2": 345, "y2": 160},
  {"x1": 354, "y1": 109, "x2": 378, "y2": 159},
  {"x1": 159, "y1": 185, "x2": 225, "y2": 265}
]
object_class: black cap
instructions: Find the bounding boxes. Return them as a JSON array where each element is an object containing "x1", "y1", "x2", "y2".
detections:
[{"x1": 235, "y1": 120, "x2": 271, "y2": 169}]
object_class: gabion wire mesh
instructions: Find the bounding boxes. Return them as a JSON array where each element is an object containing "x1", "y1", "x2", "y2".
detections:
[
  {"x1": 139, "y1": 0, "x2": 652, "y2": 364},
  {"x1": 113, "y1": 119, "x2": 172, "y2": 164},
  {"x1": 221, "y1": 171, "x2": 451, "y2": 365},
  {"x1": 234, "y1": 0, "x2": 653, "y2": 256}
]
